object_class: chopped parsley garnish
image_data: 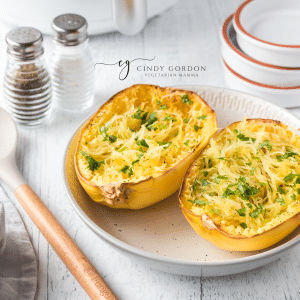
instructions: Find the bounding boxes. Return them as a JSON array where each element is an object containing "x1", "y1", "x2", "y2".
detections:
[
  {"x1": 250, "y1": 167, "x2": 255, "y2": 176},
  {"x1": 234, "y1": 130, "x2": 256, "y2": 143},
  {"x1": 108, "y1": 135, "x2": 117, "y2": 143},
  {"x1": 203, "y1": 171, "x2": 208, "y2": 177},
  {"x1": 132, "y1": 106, "x2": 143, "y2": 119},
  {"x1": 183, "y1": 117, "x2": 191, "y2": 123},
  {"x1": 277, "y1": 186, "x2": 286, "y2": 194},
  {"x1": 145, "y1": 112, "x2": 158, "y2": 130},
  {"x1": 246, "y1": 202, "x2": 253, "y2": 209},
  {"x1": 259, "y1": 182, "x2": 266, "y2": 187},
  {"x1": 184, "y1": 140, "x2": 190, "y2": 146},
  {"x1": 146, "y1": 124, "x2": 158, "y2": 131},
  {"x1": 236, "y1": 208, "x2": 246, "y2": 216},
  {"x1": 197, "y1": 115, "x2": 207, "y2": 120},
  {"x1": 97, "y1": 124, "x2": 117, "y2": 143},
  {"x1": 275, "y1": 198, "x2": 286, "y2": 206},
  {"x1": 222, "y1": 177, "x2": 260, "y2": 200},
  {"x1": 267, "y1": 180, "x2": 273, "y2": 192},
  {"x1": 98, "y1": 124, "x2": 110, "y2": 141},
  {"x1": 209, "y1": 208, "x2": 221, "y2": 215},
  {"x1": 117, "y1": 146, "x2": 127, "y2": 152},
  {"x1": 137, "y1": 153, "x2": 144, "y2": 159},
  {"x1": 236, "y1": 177, "x2": 260, "y2": 200},
  {"x1": 194, "y1": 125, "x2": 202, "y2": 132},
  {"x1": 159, "y1": 105, "x2": 167, "y2": 110},
  {"x1": 131, "y1": 152, "x2": 144, "y2": 165},
  {"x1": 163, "y1": 114, "x2": 177, "y2": 122},
  {"x1": 188, "y1": 199, "x2": 211, "y2": 206},
  {"x1": 216, "y1": 157, "x2": 228, "y2": 161},
  {"x1": 79, "y1": 151, "x2": 104, "y2": 171},
  {"x1": 201, "y1": 179, "x2": 210, "y2": 186},
  {"x1": 213, "y1": 175, "x2": 228, "y2": 184},
  {"x1": 192, "y1": 178, "x2": 199, "y2": 192},
  {"x1": 141, "y1": 112, "x2": 148, "y2": 125},
  {"x1": 181, "y1": 94, "x2": 193, "y2": 105},
  {"x1": 276, "y1": 150, "x2": 299, "y2": 162},
  {"x1": 119, "y1": 165, "x2": 133, "y2": 177},
  {"x1": 132, "y1": 159, "x2": 140, "y2": 165},
  {"x1": 240, "y1": 223, "x2": 247, "y2": 229},
  {"x1": 245, "y1": 162, "x2": 252, "y2": 166},
  {"x1": 284, "y1": 172, "x2": 300, "y2": 183},
  {"x1": 257, "y1": 140, "x2": 272, "y2": 152},
  {"x1": 156, "y1": 100, "x2": 161, "y2": 105},
  {"x1": 222, "y1": 187, "x2": 235, "y2": 198},
  {"x1": 157, "y1": 141, "x2": 172, "y2": 149},
  {"x1": 136, "y1": 139, "x2": 149, "y2": 148},
  {"x1": 174, "y1": 130, "x2": 179, "y2": 137},
  {"x1": 249, "y1": 205, "x2": 265, "y2": 218},
  {"x1": 297, "y1": 188, "x2": 300, "y2": 195},
  {"x1": 157, "y1": 124, "x2": 168, "y2": 129},
  {"x1": 291, "y1": 194, "x2": 297, "y2": 201}
]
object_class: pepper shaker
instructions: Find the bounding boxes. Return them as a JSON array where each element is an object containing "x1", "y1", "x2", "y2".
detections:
[
  {"x1": 4, "y1": 27, "x2": 52, "y2": 127},
  {"x1": 50, "y1": 14, "x2": 95, "y2": 112}
]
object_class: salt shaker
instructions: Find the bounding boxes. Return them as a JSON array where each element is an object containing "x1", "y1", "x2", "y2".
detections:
[
  {"x1": 50, "y1": 14, "x2": 95, "y2": 112},
  {"x1": 4, "y1": 27, "x2": 52, "y2": 127}
]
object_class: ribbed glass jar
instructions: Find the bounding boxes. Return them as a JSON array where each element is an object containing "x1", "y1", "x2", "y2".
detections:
[
  {"x1": 4, "y1": 27, "x2": 52, "y2": 127},
  {"x1": 50, "y1": 14, "x2": 95, "y2": 112},
  {"x1": 50, "y1": 40, "x2": 94, "y2": 111}
]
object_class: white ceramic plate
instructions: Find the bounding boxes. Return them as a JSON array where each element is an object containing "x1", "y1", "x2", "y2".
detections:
[
  {"x1": 221, "y1": 15, "x2": 300, "y2": 87},
  {"x1": 233, "y1": 0, "x2": 300, "y2": 67},
  {"x1": 222, "y1": 60, "x2": 300, "y2": 108},
  {"x1": 63, "y1": 86, "x2": 300, "y2": 277}
]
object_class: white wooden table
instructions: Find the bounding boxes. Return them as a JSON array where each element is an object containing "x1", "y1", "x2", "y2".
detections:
[{"x1": 1, "y1": 0, "x2": 300, "y2": 299}]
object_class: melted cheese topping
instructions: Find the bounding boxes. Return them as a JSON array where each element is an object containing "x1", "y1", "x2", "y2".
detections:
[
  {"x1": 77, "y1": 86, "x2": 216, "y2": 185},
  {"x1": 183, "y1": 119, "x2": 300, "y2": 237}
]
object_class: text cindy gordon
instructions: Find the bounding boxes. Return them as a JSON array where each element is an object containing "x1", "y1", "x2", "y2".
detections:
[{"x1": 137, "y1": 65, "x2": 206, "y2": 72}]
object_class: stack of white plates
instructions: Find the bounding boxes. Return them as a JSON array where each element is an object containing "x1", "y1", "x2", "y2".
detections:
[{"x1": 221, "y1": 0, "x2": 300, "y2": 108}]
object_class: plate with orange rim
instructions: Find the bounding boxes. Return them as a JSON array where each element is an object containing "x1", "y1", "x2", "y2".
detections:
[{"x1": 63, "y1": 85, "x2": 300, "y2": 277}]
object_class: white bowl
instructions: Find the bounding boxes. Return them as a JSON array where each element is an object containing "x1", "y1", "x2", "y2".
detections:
[
  {"x1": 233, "y1": 0, "x2": 300, "y2": 67},
  {"x1": 221, "y1": 15, "x2": 300, "y2": 87},
  {"x1": 222, "y1": 59, "x2": 300, "y2": 108},
  {"x1": 64, "y1": 86, "x2": 300, "y2": 277}
]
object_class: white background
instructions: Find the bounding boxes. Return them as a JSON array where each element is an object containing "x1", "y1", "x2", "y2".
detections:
[{"x1": 1, "y1": 0, "x2": 300, "y2": 299}]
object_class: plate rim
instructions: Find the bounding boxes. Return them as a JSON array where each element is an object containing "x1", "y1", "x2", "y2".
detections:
[{"x1": 62, "y1": 85, "x2": 300, "y2": 268}]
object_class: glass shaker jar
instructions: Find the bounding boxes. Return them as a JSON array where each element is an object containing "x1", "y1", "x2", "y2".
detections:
[
  {"x1": 50, "y1": 14, "x2": 95, "y2": 112},
  {"x1": 4, "y1": 27, "x2": 52, "y2": 127}
]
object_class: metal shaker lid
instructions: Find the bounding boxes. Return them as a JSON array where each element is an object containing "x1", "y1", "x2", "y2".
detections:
[
  {"x1": 52, "y1": 14, "x2": 88, "y2": 46},
  {"x1": 6, "y1": 27, "x2": 44, "y2": 61}
]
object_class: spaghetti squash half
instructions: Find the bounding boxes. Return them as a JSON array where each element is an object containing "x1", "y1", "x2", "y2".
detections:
[
  {"x1": 179, "y1": 119, "x2": 300, "y2": 251},
  {"x1": 75, "y1": 84, "x2": 217, "y2": 209}
]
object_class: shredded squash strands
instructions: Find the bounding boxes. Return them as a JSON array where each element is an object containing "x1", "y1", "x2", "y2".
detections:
[
  {"x1": 77, "y1": 86, "x2": 215, "y2": 186},
  {"x1": 182, "y1": 119, "x2": 300, "y2": 238}
]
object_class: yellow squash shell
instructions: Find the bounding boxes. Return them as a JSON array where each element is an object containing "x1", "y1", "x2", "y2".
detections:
[
  {"x1": 75, "y1": 84, "x2": 217, "y2": 209},
  {"x1": 179, "y1": 119, "x2": 300, "y2": 251}
]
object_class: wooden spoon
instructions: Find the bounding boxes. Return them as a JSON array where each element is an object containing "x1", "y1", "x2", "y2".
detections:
[{"x1": 0, "y1": 107, "x2": 118, "y2": 300}]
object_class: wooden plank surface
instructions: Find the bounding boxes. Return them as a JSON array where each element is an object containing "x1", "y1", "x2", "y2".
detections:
[{"x1": 0, "y1": 0, "x2": 300, "y2": 299}]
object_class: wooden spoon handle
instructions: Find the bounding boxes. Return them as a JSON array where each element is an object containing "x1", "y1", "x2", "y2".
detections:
[{"x1": 15, "y1": 184, "x2": 118, "y2": 300}]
